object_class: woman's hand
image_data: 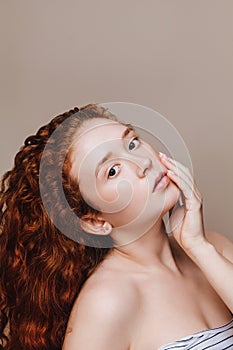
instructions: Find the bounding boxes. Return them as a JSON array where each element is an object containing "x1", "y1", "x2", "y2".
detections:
[
  {"x1": 159, "y1": 153, "x2": 233, "y2": 313},
  {"x1": 159, "y1": 152, "x2": 207, "y2": 253}
]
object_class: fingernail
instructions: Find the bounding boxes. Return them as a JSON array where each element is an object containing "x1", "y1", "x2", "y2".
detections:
[
  {"x1": 159, "y1": 152, "x2": 167, "y2": 158},
  {"x1": 167, "y1": 170, "x2": 175, "y2": 175}
]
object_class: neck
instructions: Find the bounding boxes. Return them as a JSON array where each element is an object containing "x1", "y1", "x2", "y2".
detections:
[{"x1": 111, "y1": 219, "x2": 182, "y2": 274}]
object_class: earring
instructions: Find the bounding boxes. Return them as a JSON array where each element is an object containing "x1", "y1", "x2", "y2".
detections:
[{"x1": 103, "y1": 224, "x2": 112, "y2": 235}]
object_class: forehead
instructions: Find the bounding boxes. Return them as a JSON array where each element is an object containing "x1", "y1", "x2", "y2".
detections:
[
  {"x1": 70, "y1": 118, "x2": 127, "y2": 174},
  {"x1": 73, "y1": 118, "x2": 126, "y2": 156}
]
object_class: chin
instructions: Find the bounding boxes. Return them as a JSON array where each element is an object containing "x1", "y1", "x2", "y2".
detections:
[{"x1": 163, "y1": 184, "x2": 181, "y2": 214}]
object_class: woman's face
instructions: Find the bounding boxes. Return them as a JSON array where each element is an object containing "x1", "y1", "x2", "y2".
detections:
[{"x1": 70, "y1": 118, "x2": 180, "y2": 233}]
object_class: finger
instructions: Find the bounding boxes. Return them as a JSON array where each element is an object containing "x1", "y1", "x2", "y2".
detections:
[
  {"x1": 166, "y1": 169, "x2": 192, "y2": 199},
  {"x1": 167, "y1": 170, "x2": 202, "y2": 211},
  {"x1": 158, "y1": 153, "x2": 202, "y2": 201},
  {"x1": 159, "y1": 154, "x2": 202, "y2": 201},
  {"x1": 159, "y1": 154, "x2": 194, "y2": 193},
  {"x1": 159, "y1": 153, "x2": 193, "y2": 184}
]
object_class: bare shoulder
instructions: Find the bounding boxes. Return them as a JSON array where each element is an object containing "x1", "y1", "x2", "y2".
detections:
[
  {"x1": 72, "y1": 271, "x2": 138, "y2": 320},
  {"x1": 205, "y1": 230, "x2": 233, "y2": 262},
  {"x1": 62, "y1": 269, "x2": 138, "y2": 350}
]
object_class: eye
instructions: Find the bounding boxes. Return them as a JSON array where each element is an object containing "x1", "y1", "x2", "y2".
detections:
[
  {"x1": 129, "y1": 137, "x2": 140, "y2": 151},
  {"x1": 108, "y1": 165, "x2": 120, "y2": 178}
]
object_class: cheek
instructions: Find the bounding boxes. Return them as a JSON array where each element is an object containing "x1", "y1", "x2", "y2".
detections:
[
  {"x1": 97, "y1": 182, "x2": 119, "y2": 201},
  {"x1": 99, "y1": 179, "x2": 136, "y2": 213},
  {"x1": 131, "y1": 180, "x2": 148, "y2": 206},
  {"x1": 81, "y1": 178, "x2": 135, "y2": 214},
  {"x1": 105, "y1": 179, "x2": 150, "y2": 226}
]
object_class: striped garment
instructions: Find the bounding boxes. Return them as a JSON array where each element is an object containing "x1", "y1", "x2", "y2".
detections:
[{"x1": 158, "y1": 318, "x2": 233, "y2": 350}]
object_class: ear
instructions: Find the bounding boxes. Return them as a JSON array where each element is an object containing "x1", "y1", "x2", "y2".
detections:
[{"x1": 80, "y1": 214, "x2": 112, "y2": 236}]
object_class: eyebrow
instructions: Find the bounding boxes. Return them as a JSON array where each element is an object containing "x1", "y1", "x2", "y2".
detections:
[
  {"x1": 95, "y1": 126, "x2": 134, "y2": 176},
  {"x1": 121, "y1": 124, "x2": 134, "y2": 138}
]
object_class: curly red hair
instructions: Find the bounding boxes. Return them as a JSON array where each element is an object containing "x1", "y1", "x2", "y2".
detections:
[{"x1": 0, "y1": 104, "x2": 117, "y2": 349}]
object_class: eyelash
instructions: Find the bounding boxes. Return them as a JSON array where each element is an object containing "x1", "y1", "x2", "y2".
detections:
[
  {"x1": 107, "y1": 136, "x2": 140, "y2": 179},
  {"x1": 128, "y1": 136, "x2": 140, "y2": 151},
  {"x1": 107, "y1": 164, "x2": 121, "y2": 178}
]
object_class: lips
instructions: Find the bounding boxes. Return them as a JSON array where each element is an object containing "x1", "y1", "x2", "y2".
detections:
[{"x1": 153, "y1": 171, "x2": 167, "y2": 192}]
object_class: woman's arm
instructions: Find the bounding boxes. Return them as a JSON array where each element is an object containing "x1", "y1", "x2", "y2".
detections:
[
  {"x1": 158, "y1": 153, "x2": 233, "y2": 313},
  {"x1": 185, "y1": 234, "x2": 233, "y2": 313},
  {"x1": 205, "y1": 230, "x2": 233, "y2": 263}
]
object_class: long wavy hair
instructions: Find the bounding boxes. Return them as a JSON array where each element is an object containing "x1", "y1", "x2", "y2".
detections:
[{"x1": 0, "y1": 104, "x2": 117, "y2": 350}]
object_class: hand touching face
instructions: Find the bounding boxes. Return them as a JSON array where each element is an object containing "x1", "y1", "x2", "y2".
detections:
[
  {"x1": 159, "y1": 152, "x2": 206, "y2": 252},
  {"x1": 70, "y1": 119, "x2": 180, "y2": 238}
]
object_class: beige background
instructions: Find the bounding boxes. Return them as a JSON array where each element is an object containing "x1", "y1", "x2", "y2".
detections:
[{"x1": 0, "y1": 0, "x2": 232, "y2": 238}]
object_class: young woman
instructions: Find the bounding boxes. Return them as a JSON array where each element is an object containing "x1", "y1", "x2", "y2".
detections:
[{"x1": 0, "y1": 104, "x2": 233, "y2": 350}]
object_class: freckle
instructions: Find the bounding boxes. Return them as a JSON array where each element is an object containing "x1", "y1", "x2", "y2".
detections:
[{"x1": 66, "y1": 327, "x2": 73, "y2": 334}]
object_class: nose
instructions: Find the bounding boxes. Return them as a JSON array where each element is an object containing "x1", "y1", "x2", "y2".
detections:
[{"x1": 135, "y1": 157, "x2": 152, "y2": 178}]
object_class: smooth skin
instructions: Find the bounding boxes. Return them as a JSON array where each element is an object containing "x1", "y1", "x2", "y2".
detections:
[
  {"x1": 63, "y1": 120, "x2": 233, "y2": 350},
  {"x1": 159, "y1": 154, "x2": 233, "y2": 313}
]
